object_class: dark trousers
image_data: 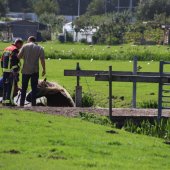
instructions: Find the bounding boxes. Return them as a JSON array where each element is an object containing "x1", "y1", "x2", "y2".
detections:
[
  {"x1": 20, "y1": 73, "x2": 39, "y2": 106},
  {"x1": 3, "y1": 72, "x2": 15, "y2": 105}
]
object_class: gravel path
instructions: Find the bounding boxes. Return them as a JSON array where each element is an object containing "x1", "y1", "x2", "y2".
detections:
[{"x1": 13, "y1": 107, "x2": 170, "y2": 117}]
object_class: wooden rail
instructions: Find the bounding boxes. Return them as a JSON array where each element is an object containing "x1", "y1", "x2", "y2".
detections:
[
  {"x1": 95, "y1": 74, "x2": 170, "y2": 83},
  {"x1": 64, "y1": 59, "x2": 170, "y2": 120}
]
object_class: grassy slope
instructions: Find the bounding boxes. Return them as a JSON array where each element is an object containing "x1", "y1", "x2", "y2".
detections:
[{"x1": 0, "y1": 109, "x2": 170, "y2": 170}]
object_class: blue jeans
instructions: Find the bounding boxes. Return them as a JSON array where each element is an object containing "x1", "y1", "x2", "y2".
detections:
[{"x1": 20, "y1": 73, "x2": 39, "y2": 106}]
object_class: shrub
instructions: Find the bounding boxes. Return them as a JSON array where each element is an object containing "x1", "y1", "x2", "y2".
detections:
[
  {"x1": 123, "y1": 118, "x2": 170, "y2": 140},
  {"x1": 139, "y1": 100, "x2": 158, "y2": 108},
  {"x1": 66, "y1": 31, "x2": 73, "y2": 42},
  {"x1": 72, "y1": 92, "x2": 95, "y2": 107},
  {"x1": 41, "y1": 31, "x2": 51, "y2": 41},
  {"x1": 80, "y1": 38, "x2": 87, "y2": 44},
  {"x1": 82, "y1": 92, "x2": 95, "y2": 107},
  {"x1": 58, "y1": 34, "x2": 65, "y2": 43}
]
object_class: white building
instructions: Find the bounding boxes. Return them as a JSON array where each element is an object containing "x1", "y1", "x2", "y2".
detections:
[{"x1": 63, "y1": 22, "x2": 98, "y2": 43}]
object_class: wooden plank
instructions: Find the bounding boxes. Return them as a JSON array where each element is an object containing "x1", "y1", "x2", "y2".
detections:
[
  {"x1": 64, "y1": 70, "x2": 170, "y2": 77},
  {"x1": 95, "y1": 74, "x2": 170, "y2": 83},
  {"x1": 132, "y1": 57, "x2": 137, "y2": 108},
  {"x1": 109, "y1": 66, "x2": 112, "y2": 119}
]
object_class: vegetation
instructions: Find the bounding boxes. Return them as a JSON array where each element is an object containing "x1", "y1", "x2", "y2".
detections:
[
  {"x1": 1, "y1": 41, "x2": 170, "y2": 61},
  {"x1": 79, "y1": 112, "x2": 170, "y2": 141},
  {"x1": 0, "y1": 0, "x2": 7, "y2": 17},
  {"x1": 137, "y1": 0, "x2": 170, "y2": 20},
  {"x1": 0, "y1": 109, "x2": 170, "y2": 170},
  {"x1": 1, "y1": 42, "x2": 170, "y2": 108},
  {"x1": 38, "y1": 42, "x2": 170, "y2": 61},
  {"x1": 124, "y1": 118, "x2": 170, "y2": 141}
]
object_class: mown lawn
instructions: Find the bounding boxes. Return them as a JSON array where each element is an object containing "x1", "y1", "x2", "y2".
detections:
[
  {"x1": 43, "y1": 59, "x2": 169, "y2": 107},
  {"x1": 0, "y1": 109, "x2": 170, "y2": 170},
  {"x1": 1, "y1": 41, "x2": 170, "y2": 107},
  {"x1": 0, "y1": 59, "x2": 169, "y2": 107}
]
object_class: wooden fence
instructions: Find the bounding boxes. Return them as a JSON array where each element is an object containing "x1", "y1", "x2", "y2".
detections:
[{"x1": 64, "y1": 58, "x2": 170, "y2": 120}]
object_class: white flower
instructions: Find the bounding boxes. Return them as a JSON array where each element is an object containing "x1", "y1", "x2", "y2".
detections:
[
  {"x1": 129, "y1": 61, "x2": 132, "y2": 63},
  {"x1": 48, "y1": 58, "x2": 50, "y2": 60},
  {"x1": 90, "y1": 58, "x2": 93, "y2": 62},
  {"x1": 59, "y1": 58, "x2": 61, "y2": 61},
  {"x1": 147, "y1": 62, "x2": 150, "y2": 65}
]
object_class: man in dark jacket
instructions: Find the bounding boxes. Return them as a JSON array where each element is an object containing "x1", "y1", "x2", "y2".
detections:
[{"x1": 1, "y1": 39, "x2": 23, "y2": 106}]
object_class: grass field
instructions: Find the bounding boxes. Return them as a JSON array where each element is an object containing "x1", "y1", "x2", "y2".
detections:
[
  {"x1": 43, "y1": 59, "x2": 170, "y2": 107},
  {"x1": 0, "y1": 109, "x2": 170, "y2": 170},
  {"x1": 0, "y1": 59, "x2": 169, "y2": 107},
  {"x1": 1, "y1": 41, "x2": 170, "y2": 107},
  {"x1": 1, "y1": 41, "x2": 170, "y2": 61}
]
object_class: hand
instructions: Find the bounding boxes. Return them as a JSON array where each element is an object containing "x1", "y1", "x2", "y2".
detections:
[{"x1": 42, "y1": 70, "x2": 46, "y2": 77}]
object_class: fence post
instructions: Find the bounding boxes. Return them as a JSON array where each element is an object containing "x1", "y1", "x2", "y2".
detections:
[
  {"x1": 158, "y1": 61, "x2": 163, "y2": 121},
  {"x1": 75, "y1": 62, "x2": 82, "y2": 107},
  {"x1": 132, "y1": 56, "x2": 138, "y2": 108},
  {"x1": 109, "y1": 66, "x2": 112, "y2": 119}
]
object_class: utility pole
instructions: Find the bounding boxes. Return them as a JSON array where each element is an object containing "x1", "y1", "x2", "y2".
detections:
[
  {"x1": 129, "y1": 0, "x2": 133, "y2": 12},
  {"x1": 78, "y1": 0, "x2": 80, "y2": 17},
  {"x1": 117, "y1": 0, "x2": 120, "y2": 12},
  {"x1": 105, "y1": 0, "x2": 107, "y2": 14}
]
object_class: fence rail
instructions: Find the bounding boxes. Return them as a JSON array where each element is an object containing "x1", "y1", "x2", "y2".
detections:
[{"x1": 64, "y1": 59, "x2": 170, "y2": 120}]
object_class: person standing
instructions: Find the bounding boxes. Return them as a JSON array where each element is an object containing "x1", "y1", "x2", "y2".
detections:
[
  {"x1": 18, "y1": 36, "x2": 46, "y2": 106},
  {"x1": 1, "y1": 39, "x2": 23, "y2": 106}
]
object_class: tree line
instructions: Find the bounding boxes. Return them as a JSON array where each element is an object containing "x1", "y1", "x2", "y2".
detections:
[{"x1": 1, "y1": 0, "x2": 170, "y2": 44}]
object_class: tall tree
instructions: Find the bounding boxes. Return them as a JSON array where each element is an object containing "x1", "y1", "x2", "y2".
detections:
[
  {"x1": 33, "y1": 0, "x2": 59, "y2": 16},
  {"x1": 8, "y1": 0, "x2": 32, "y2": 12},
  {"x1": 87, "y1": 0, "x2": 116, "y2": 15},
  {"x1": 137, "y1": 0, "x2": 170, "y2": 20},
  {"x1": 0, "y1": 0, "x2": 7, "y2": 17}
]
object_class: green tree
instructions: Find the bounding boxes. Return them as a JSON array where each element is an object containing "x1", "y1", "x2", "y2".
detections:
[
  {"x1": 87, "y1": 0, "x2": 105, "y2": 15},
  {"x1": 33, "y1": 0, "x2": 59, "y2": 16},
  {"x1": 137, "y1": 0, "x2": 170, "y2": 20},
  {"x1": 0, "y1": 0, "x2": 7, "y2": 17},
  {"x1": 39, "y1": 12, "x2": 65, "y2": 33},
  {"x1": 87, "y1": 0, "x2": 116, "y2": 15}
]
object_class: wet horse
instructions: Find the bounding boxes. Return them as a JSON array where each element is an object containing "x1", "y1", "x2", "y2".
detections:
[{"x1": 26, "y1": 79, "x2": 75, "y2": 107}]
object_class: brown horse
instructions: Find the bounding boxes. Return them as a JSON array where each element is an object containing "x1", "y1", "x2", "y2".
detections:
[{"x1": 26, "y1": 79, "x2": 75, "y2": 107}]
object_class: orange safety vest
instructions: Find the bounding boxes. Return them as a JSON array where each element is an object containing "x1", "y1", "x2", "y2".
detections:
[{"x1": 1, "y1": 45, "x2": 18, "y2": 72}]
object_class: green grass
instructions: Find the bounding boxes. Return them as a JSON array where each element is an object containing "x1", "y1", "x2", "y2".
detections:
[
  {"x1": 40, "y1": 42, "x2": 170, "y2": 61},
  {"x1": 43, "y1": 59, "x2": 170, "y2": 108},
  {"x1": 1, "y1": 41, "x2": 170, "y2": 61},
  {"x1": 1, "y1": 59, "x2": 169, "y2": 108},
  {"x1": 0, "y1": 109, "x2": 170, "y2": 170},
  {"x1": 1, "y1": 41, "x2": 170, "y2": 107}
]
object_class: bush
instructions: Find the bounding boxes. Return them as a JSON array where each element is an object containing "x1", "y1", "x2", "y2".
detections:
[
  {"x1": 92, "y1": 35, "x2": 98, "y2": 44},
  {"x1": 58, "y1": 34, "x2": 65, "y2": 43},
  {"x1": 72, "y1": 92, "x2": 95, "y2": 107},
  {"x1": 82, "y1": 92, "x2": 95, "y2": 107},
  {"x1": 123, "y1": 119, "x2": 170, "y2": 140},
  {"x1": 66, "y1": 31, "x2": 73, "y2": 42},
  {"x1": 80, "y1": 38, "x2": 87, "y2": 44},
  {"x1": 106, "y1": 37, "x2": 120, "y2": 45},
  {"x1": 41, "y1": 31, "x2": 51, "y2": 41}
]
